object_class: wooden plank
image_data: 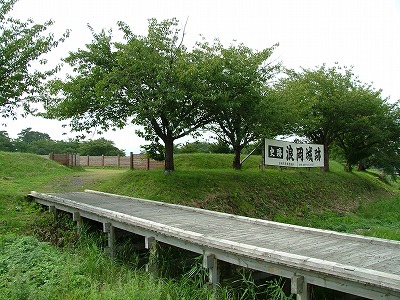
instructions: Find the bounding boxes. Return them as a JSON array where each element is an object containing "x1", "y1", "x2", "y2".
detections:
[{"x1": 87, "y1": 189, "x2": 400, "y2": 248}]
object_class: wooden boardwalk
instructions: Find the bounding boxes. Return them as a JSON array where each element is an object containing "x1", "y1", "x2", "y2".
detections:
[{"x1": 29, "y1": 190, "x2": 400, "y2": 300}]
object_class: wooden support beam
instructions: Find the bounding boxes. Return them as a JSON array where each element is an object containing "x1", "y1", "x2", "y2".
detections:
[
  {"x1": 145, "y1": 236, "x2": 156, "y2": 249},
  {"x1": 103, "y1": 222, "x2": 116, "y2": 258},
  {"x1": 291, "y1": 275, "x2": 309, "y2": 300},
  {"x1": 72, "y1": 211, "x2": 82, "y2": 234},
  {"x1": 203, "y1": 253, "x2": 219, "y2": 286},
  {"x1": 103, "y1": 222, "x2": 111, "y2": 233},
  {"x1": 49, "y1": 205, "x2": 58, "y2": 220},
  {"x1": 145, "y1": 236, "x2": 158, "y2": 276}
]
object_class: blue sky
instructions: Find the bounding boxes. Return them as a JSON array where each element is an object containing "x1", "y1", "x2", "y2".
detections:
[{"x1": 3, "y1": 0, "x2": 400, "y2": 153}]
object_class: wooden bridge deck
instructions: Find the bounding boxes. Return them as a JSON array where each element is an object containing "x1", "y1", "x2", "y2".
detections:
[{"x1": 29, "y1": 190, "x2": 400, "y2": 300}]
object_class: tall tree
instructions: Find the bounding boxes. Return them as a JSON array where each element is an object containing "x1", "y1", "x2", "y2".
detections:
[
  {"x1": 195, "y1": 40, "x2": 282, "y2": 169},
  {"x1": 45, "y1": 19, "x2": 214, "y2": 172},
  {"x1": 333, "y1": 85, "x2": 393, "y2": 171},
  {"x1": 24, "y1": 139, "x2": 80, "y2": 155},
  {"x1": 0, "y1": 0, "x2": 69, "y2": 119},
  {"x1": 16, "y1": 127, "x2": 50, "y2": 144},
  {"x1": 15, "y1": 127, "x2": 50, "y2": 152},
  {"x1": 358, "y1": 101, "x2": 400, "y2": 176},
  {"x1": 79, "y1": 138, "x2": 125, "y2": 156},
  {"x1": 0, "y1": 130, "x2": 14, "y2": 151},
  {"x1": 277, "y1": 64, "x2": 372, "y2": 171}
]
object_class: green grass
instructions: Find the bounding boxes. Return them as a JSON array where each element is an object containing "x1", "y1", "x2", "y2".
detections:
[
  {"x1": 174, "y1": 153, "x2": 262, "y2": 170},
  {"x1": 1, "y1": 151, "x2": 400, "y2": 299},
  {"x1": 0, "y1": 234, "x2": 222, "y2": 300},
  {"x1": 96, "y1": 157, "x2": 396, "y2": 222},
  {"x1": 0, "y1": 152, "x2": 79, "y2": 235}
]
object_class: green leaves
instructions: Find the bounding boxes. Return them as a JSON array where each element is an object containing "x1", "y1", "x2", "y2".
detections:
[
  {"x1": 45, "y1": 19, "x2": 220, "y2": 171},
  {"x1": 78, "y1": 138, "x2": 125, "y2": 156},
  {"x1": 193, "y1": 41, "x2": 281, "y2": 168},
  {"x1": 277, "y1": 63, "x2": 398, "y2": 171},
  {"x1": 0, "y1": 0, "x2": 69, "y2": 119}
]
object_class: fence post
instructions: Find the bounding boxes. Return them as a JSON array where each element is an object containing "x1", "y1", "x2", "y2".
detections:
[
  {"x1": 87, "y1": 155, "x2": 90, "y2": 167},
  {"x1": 102, "y1": 155, "x2": 105, "y2": 167},
  {"x1": 147, "y1": 157, "x2": 150, "y2": 170},
  {"x1": 130, "y1": 152, "x2": 134, "y2": 170},
  {"x1": 117, "y1": 155, "x2": 120, "y2": 168}
]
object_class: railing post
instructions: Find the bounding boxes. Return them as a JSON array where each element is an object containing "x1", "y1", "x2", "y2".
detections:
[{"x1": 130, "y1": 152, "x2": 134, "y2": 170}]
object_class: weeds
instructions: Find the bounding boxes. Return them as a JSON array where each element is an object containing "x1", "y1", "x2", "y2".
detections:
[{"x1": 266, "y1": 278, "x2": 294, "y2": 300}]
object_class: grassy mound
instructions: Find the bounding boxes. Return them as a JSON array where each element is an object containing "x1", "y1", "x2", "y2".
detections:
[
  {"x1": 0, "y1": 152, "x2": 77, "y2": 234},
  {"x1": 174, "y1": 153, "x2": 262, "y2": 170},
  {"x1": 0, "y1": 152, "x2": 75, "y2": 185},
  {"x1": 96, "y1": 154, "x2": 395, "y2": 220}
]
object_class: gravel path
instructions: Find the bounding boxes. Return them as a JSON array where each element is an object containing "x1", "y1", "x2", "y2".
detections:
[{"x1": 45, "y1": 169, "x2": 126, "y2": 192}]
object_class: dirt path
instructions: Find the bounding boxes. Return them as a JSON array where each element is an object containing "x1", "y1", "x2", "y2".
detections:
[{"x1": 45, "y1": 169, "x2": 127, "y2": 193}]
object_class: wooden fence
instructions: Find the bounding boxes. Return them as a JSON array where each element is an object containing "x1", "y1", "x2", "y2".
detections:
[
  {"x1": 80, "y1": 153, "x2": 164, "y2": 170},
  {"x1": 45, "y1": 153, "x2": 164, "y2": 170},
  {"x1": 47, "y1": 153, "x2": 80, "y2": 167}
]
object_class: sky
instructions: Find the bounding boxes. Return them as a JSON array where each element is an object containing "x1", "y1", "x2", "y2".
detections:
[{"x1": 2, "y1": 0, "x2": 400, "y2": 154}]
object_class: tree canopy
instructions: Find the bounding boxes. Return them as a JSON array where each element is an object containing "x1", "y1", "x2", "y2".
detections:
[
  {"x1": 194, "y1": 40, "x2": 282, "y2": 169},
  {"x1": 46, "y1": 19, "x2": 217, "y2": 172},
  {"x1": 79, "y1": 138, "x2": 125, "y2": 156},
  {"x1": 0, "y1": 0, "x2": 69, "y2": 119},
  {"x1": 35, "y1": 15, "x2": 399, "y2": 174},
  {"x1": 276, "y1": 64, "x2": 398, "y2": 172},
  {"x1": 0, "y1": 130, "x2": 13, "y2": 151}
]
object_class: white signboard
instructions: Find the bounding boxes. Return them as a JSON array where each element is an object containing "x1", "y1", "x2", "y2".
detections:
[{"x1": 264, "y1": 139, "x2": 324, "y2": 168}]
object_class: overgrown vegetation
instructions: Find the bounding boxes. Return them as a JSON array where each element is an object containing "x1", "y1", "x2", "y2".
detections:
[{"x1": 1, "y1": 152, "x2": 399, "y2": 299}]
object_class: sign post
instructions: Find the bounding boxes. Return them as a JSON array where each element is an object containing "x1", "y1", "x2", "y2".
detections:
[{"x1": 264, "y1": 139, "x2": 324, "y2": 168}]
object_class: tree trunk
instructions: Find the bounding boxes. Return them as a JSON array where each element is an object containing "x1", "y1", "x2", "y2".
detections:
[
  {"x1": 357, "y1": 162, "x2": 366, "y2": 171},
  {"x1": 233, "y1": 145, "x2": 242, "y2": 170},
  {"x1": 323, "y1": 142, "x2": 330, "y2": 172},
  {"x1": 164, "y1": 135, "x2": 174, "y2": 173}
]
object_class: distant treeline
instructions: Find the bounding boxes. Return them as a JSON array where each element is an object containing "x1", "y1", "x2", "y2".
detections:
[
  {"x1": 0, "y1": 127, "x2": 256, "y2": 156},
  {"x1": 0, "y1": 128, "x2": 125, "y2": 156}
]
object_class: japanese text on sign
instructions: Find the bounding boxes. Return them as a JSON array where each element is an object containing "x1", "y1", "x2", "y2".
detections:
[{"x1": 265, "y1": 139, "x2": 324, "y2": 168}]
